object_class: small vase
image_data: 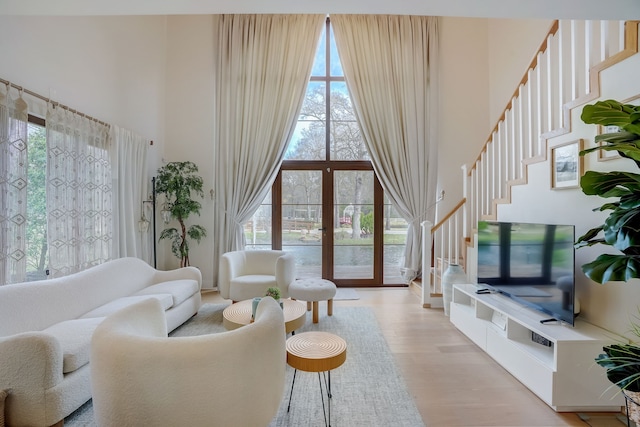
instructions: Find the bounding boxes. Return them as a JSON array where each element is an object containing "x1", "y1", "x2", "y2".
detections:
[
  {"x1": 441, "y1": 264, "x2": 467, "y2": 317},
  {"x1": 251, "y1": 297, "x2": 262, "y2": 320}
]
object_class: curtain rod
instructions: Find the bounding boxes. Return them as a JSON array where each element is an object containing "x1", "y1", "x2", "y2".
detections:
[
  {"x1": 1, "y1": 77, "x2": 154, "y2": 145},
  {"x1": 0, "y1": 77, "x2": 111, "y2": 127}
]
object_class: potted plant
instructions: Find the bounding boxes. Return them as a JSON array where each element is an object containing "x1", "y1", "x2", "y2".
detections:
[
  {"x1": 265, "y1": 287, "x2": 283, "y2": 308},
  {"x1": 574, "y1": 100, "x2": 640, "y2": 284},
  {"x1": 265, "y1": 286, "x2": 281, "y2": 301},
  {"x1": 595, "y1": 311, "x2": 640, "y2": 423},
  {"x1": 155, "y1": 161, "x2": 207, "y2": 267}
]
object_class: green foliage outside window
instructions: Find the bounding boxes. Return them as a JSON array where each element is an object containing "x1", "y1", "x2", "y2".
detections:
[{"x1": 26, "y1": 123, "x2": 47, "y2": 280}]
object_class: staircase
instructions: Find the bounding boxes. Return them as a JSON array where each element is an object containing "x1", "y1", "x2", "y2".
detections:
[{"x1": 419, "y1": 19, "x2": 640, "y2": 308}]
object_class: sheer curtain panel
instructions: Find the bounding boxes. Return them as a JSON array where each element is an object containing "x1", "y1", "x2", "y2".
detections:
[
  {"x1": 111, "y1": 125, "x2": 150, "y2": 263},
  {"x1": 0, "y1": 87, "x2": 28, "y2": 285},
  {"x1": 46, "y1": 105, "x2": 112, "y2": 277},
  {"x1": 332, "y1": 15, "x2": 440, "y2": 276},
  {"x1": 211, "y1": 14, "x2": 325, "y2": 284}
]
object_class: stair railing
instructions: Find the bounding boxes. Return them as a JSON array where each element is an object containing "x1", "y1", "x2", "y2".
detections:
[{"x1": 421, "y1": 20, "x2": 639, "y2": 307}]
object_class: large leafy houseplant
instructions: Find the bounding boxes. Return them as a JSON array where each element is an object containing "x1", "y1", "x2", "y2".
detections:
[
  {"x1": 596, "y1": 344, "x2": 640, "y2": 393},
  {"x1": 595, "y1": 311, "x2": 640, "y2": 421},
  {"x1": 155, "y1": 161, "x2": 207, "y2": 267},
  {"x1": 574, "y1": 100, "x2": 640, "y2": 284}
]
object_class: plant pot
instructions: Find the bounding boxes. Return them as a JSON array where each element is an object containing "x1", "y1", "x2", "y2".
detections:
[
  {"x1": 441, "y1": 264, "x2": 467, "y2": 317},
  {"x1": 624, "y1": 390, "x2": 640, "y2": 424}
]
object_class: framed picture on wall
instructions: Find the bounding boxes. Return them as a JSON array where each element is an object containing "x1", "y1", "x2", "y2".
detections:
[
  {"x1": 597, "y1": 93, "x2": 640, "y2": 161},
  {"x1": 597, "y1": 124, "x2": 623, "y2": 161},
  {"x1": 551, "y1": 139, "x2": 583, "y2": 190}
]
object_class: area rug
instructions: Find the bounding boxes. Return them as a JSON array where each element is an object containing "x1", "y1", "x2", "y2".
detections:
[
  {"x1": 333, "y1": 287, "x2": 360, "y2": 300},
  {"x1": 65, "y1": 303, "x2": 424, "y2": 427}
]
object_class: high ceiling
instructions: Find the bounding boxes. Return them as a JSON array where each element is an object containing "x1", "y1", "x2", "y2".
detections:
[{"x1": 1, "y1": 0, "x2": 639, "y2": 20}]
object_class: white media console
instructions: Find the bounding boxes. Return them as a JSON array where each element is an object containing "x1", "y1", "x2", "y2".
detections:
[{"x1": 450, "y1": 284, "x2": 624, "y2": 412}]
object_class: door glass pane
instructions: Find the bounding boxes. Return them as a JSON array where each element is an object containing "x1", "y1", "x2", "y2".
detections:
[
  {"x1": 334, "y1": 171, "x2": 373, "y2": 279},
  {"x1": 244, "y1": 190, "x2": 272, "y2": 250},
  {"x1": 282, "y1": 171, "x2": 322, "y2": 278},
  {"x1": 383, "y1": 194, "x2": 409, "y2": 284}
]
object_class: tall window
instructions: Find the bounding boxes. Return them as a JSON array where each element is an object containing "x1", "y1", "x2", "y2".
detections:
[
  {"x1": 1, "y1": 101, "x2": 113, "y2": 285},
  {"x1": 244, "y1": 18, "x2": 409, "y2": 285},
  {"x1": 285, "y1": 24, "x2": 368, "y2": 162}
]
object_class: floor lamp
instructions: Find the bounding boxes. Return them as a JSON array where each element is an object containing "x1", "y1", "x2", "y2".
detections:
[{"x1": 139, "y1": 177, "x2": 157, "y2": 268}]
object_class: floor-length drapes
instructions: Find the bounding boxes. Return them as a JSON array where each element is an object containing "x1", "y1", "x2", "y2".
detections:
[
  {"x1": 111, "y1": 125, "x2": 150, "y2": 263},
  {"x1": 46, "y1": 104, "x2": 112, "y2": 277},
  {"x1": 0, "y1": 87, "x2": 28, "y2": 285},
  {"x1": 212, "y1": 14, "x2": 325, "y2": 285},
  {"x1": 332, "y1": 15, "x2": 440, "y2": 277}
]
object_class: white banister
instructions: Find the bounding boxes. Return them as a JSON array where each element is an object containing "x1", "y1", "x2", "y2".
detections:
[
  {"x1": 420, "y1": 220, "x2": 433, "y2": 307},
  {"x1": 424, "y1": 20, "x2": 637, "y2": 307},
  {"x1": 462, "y1": 163, "x2": 468, "y2": 238}
]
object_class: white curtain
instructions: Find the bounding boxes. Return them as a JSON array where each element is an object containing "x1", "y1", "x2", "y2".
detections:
[
  {"x1": 111, "y1": 125, "x2": 150, "y2": 263},
  {"x1": 0, "y1": 86, "x2": 28, "y2": 285},
  {"x1": 332, "y1": 15, "x2": 440, "y2": 276},
  {"x1": 212, "y1": 14, "x2": 325, "y2": 284},
  {"x1": 46, "y1": 104, "x2": 112, "y2": 277}
]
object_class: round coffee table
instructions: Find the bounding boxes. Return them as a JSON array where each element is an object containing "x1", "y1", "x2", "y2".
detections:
[
  {"x1": 286, "y1": 331, "x2": 347, "y2": 427},
  {"x1": 223, "y1": 299, "x2": 307, "y2": 334}
]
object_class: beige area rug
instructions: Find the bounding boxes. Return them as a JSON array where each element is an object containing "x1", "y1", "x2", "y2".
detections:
[
  {"x1": 65, "y1": 303, "x2": 424, "y2": 427},
  {"x1": 333, "y1": 287, "x2": 360, "y2": 300}
]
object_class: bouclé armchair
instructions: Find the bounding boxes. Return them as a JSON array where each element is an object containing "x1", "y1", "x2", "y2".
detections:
[
  {"x1": 219, "y1": 250, "x2": 296, "y2": 301},
  {"x1": 90, "y1": 297, "x2": 286, "y2": 427}
]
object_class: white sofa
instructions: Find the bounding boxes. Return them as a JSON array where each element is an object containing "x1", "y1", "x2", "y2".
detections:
[
  {"x1": 91, "y1": 297, "x2": 286, "y2": 427},
  {"x1": 0, "y1": 257, "x2": 202, "y2": 427},
  {"x1": 219, "y1": 250, "x2": 296, "y2": 301}
]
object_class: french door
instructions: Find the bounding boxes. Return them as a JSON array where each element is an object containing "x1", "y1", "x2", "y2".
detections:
[{"x1": 274, "y1": 163, "x2": 384, "y2": 286}]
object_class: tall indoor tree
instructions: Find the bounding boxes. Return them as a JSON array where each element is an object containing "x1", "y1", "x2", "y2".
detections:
[{"x1": 155, "y1": 161, "x2": 207, "y2": 267}]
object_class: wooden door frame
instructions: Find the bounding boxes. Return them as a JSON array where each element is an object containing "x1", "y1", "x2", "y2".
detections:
[{"x1": 273, "y1": 160, "x2": 384, "y2": 287}]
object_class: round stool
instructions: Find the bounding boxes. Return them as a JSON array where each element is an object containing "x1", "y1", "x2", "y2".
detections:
[
  {"x1": 289, "y1": 278, "x2": 337, "y2": 324},
  {"x1": 286, "y1": 332, "x2": 347, "y2": 427}
]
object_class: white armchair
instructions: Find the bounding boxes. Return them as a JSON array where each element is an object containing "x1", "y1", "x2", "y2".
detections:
[
  {"x1": 219, "y1": 250, "x2": 296, "y2": 301},
  {"x1": 90, "y1": 297, "x2": 286, "y2": 427}
]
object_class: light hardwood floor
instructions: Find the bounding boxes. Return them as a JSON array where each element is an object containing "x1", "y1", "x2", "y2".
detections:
[{"x1": 202, "y1": 288, "x2": 626, "y2": 427}]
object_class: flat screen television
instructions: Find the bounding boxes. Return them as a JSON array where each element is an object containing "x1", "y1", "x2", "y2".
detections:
[{"x1": 476, "y1": 220, "x2": 576, "y2": 326}]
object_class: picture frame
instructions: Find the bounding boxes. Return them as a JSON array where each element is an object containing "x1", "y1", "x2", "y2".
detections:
[
  {"x1": 551, "y1": 139, "x2": 583, "y2": 190},
  {"x1": 597, "y1": 93, "x2": 640, "y2": 161},
  {"x1": 597, "y1": 124, "x2": 622, "y2": 161}
]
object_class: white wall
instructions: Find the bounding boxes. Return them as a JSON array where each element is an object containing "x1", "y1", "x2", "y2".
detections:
[
  {"x1": 487, "y1": 18, "x2": 553, "y2": 126},
  {"x1": 437, "y1": 17, "x2": 490, "y2": 217},
  {"x1": 436, "y1": 17, "x2": 552, "y2": 220},
  {"x1": 497, "y1": 53, "x2": 640, "y2": 336},
  {"x1": 162, "y1": 15, "x2": 216, "y2": 285},
  {"x1": 0, "y1": 16, "x2": 167, "y2": 150}
]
